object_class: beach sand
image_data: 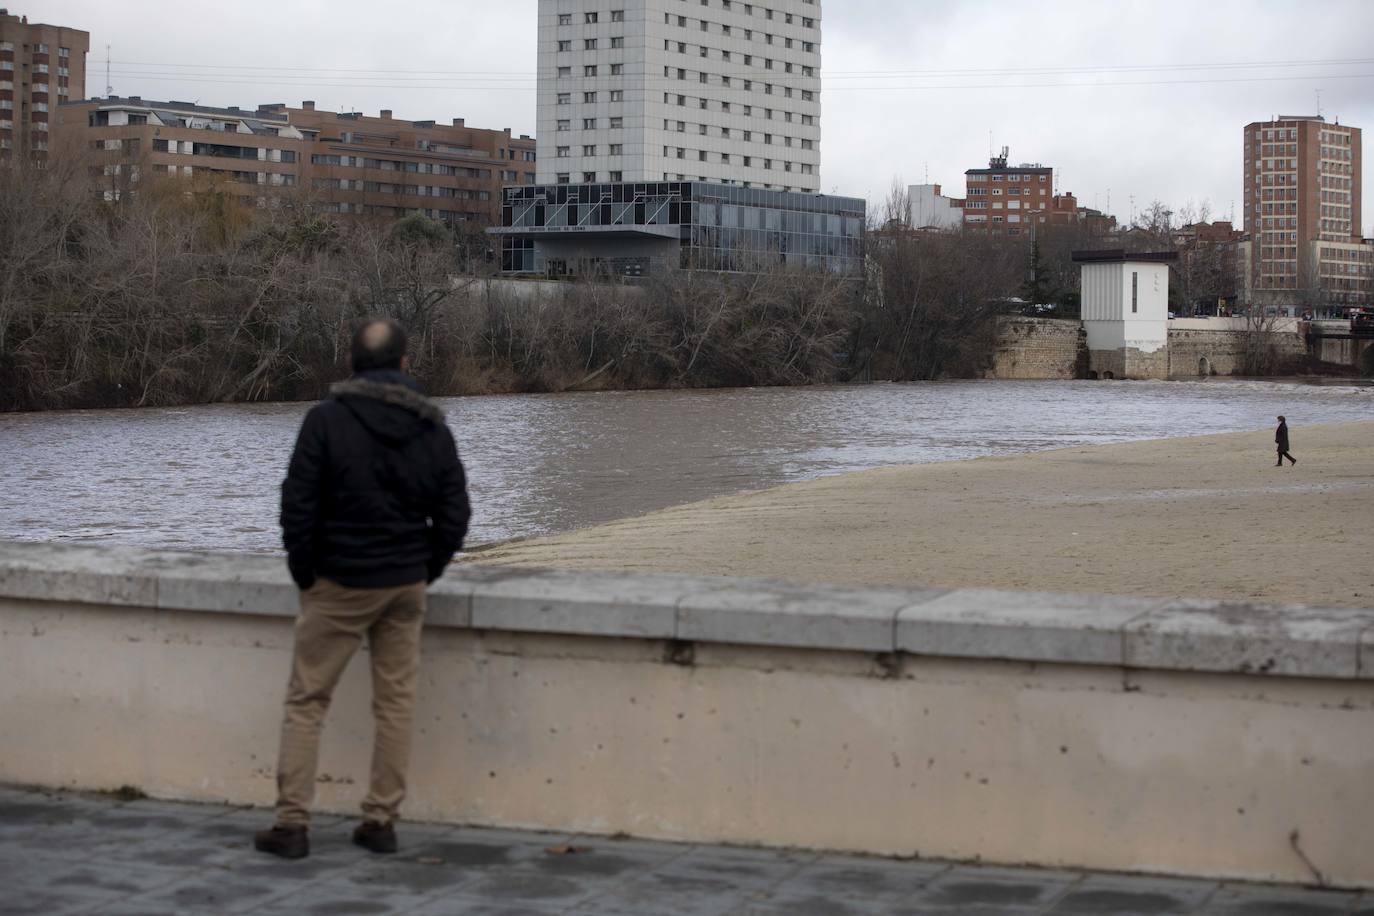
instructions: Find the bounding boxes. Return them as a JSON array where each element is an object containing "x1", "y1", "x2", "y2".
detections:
[{"x1": 465, "y1": 420, "x2": 1374, "y2": 607}]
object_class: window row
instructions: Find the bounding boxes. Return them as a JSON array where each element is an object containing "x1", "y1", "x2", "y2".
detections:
[
  {"x1": 657, "y1": 146, "x2": 814, "y2": 174},
  {"x1": 660, "y1": 66, "x2": 817, "y2": 98},
  {"x1": 967, "y1": 186, "x2": 1049, "y2": 196},
  {"x1": 311, "y1": 179, "x2": 492, "y2": 199},
  {"x1": 661, "y1": 10, "x2": 817, "y2": 36},
  {"x1": 966, "y1": 173, "x2": 1049, "y2": 183},
  {"x1": 663, "y1": 37, "x2": 816, "y2": 59},
  {"x1": 660, "y1": 92, "x2": 816, "y2": 124},
  {"x1": 657, "y1": 119, "x2": 814, "y2": 149},
  {"x1": 309, "y1": 154, "x2": 492, "y2": 178},
  {"x1": 548, "y1": 172, "x2": 815, "y2": 193}
]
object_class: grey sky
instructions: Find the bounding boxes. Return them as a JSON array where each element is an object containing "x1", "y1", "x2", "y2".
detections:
[{"x1": 31, "y1": 0, "x2": 1374, "y2": 234}]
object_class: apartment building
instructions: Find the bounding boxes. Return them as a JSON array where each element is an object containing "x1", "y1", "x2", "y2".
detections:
[
  {"x1": 268, "y1": 102, "x2": 536, "y2": 224},
  {"x1": 963, "y1": 147, "x2": 1053, "y2": 236},
  {"x1": 536, "y1": 0, "x2": 822, "y2": 192},
  {"x1": 1045, "y1": 192, "x2": 1116, "y2": 233},
  {"x1": 0, "y1": 8, "x2": 87, "y2": 161},
  {"x1": 1242, "y1": 116, "x2": 1367, "y2": 309},
  {"x1": 55, "y1": 97, "x2": 536, "y2": 225},
  {"x1": 905, "y1": 184, "x2": 963, "y2": 230}
]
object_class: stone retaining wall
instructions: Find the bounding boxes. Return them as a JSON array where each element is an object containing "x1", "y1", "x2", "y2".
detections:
[
  {"x1": 1166, "y1": 329, "x2": 1308, "y2": 378},
  {"x1": 990, "y1": 318, "x2": 1083, "y2": 380},
  {"x1": 2, "y1": 542, "x2": 1373, "y2": 887},
  {"x1": 991, "y1": 318, "x2": 1316, "y2": 380}
]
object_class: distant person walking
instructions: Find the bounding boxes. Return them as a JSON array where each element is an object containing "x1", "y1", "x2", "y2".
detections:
[
  {"x1": 1275, "y1": 415, "x2": 1297, "y2": 467},
  {"x1": 255, "y1": 319, "x2": 471, "y2": 860}
]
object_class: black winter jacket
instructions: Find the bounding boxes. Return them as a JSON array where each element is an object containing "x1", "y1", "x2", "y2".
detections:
[
  {"x1": 280, "y1": 370, "x2": 471, "y2": 590},
  {"x1": 1276, "y1": 421, "x2": 1290, "y2": 452}
]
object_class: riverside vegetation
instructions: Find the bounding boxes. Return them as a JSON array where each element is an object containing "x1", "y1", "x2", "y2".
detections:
[{"x1": 3, "y1": 164, "x2": 1270, "y2": 412}]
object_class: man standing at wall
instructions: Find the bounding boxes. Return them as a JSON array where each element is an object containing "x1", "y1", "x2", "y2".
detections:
[{"x1": 255, "y1": 319, "x2": 471, "y2": 860}]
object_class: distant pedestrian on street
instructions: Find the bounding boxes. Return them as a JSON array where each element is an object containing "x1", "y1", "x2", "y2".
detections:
[
  {"x1": 255, "y1": 318, "x2": 471, "y2": 860},
  {"x1": 1275, "y1": 415, "x2": 1297, "y2": 467}
]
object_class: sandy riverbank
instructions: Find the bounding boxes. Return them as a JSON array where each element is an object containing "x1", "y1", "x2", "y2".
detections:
[{"x1": 467, "y1": 420, "x2": 1374, "y2": 607}]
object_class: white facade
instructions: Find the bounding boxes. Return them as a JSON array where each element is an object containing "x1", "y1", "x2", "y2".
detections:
[
  {"x1": 535, "y1": 0, "x2": 822, "y2": 191},
  {"x1": 1081, "y1": 260, "x2": 1171, "y2": 353},
  {"x1": 906, "y1": 184, "x2": 962, "y2": 230}
]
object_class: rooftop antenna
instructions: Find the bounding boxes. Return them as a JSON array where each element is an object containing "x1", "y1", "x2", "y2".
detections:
[
  {"x1": 1316, "y1": 88, "x2": 1323, "y2": 118},
  {"x1": 105, "y1": 44, "x2": 112, "y2": 96}
]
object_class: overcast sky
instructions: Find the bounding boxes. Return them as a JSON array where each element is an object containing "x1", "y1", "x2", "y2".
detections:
[{"x1": 32, "y1": 0, "x2": 1374, "y2": 234}]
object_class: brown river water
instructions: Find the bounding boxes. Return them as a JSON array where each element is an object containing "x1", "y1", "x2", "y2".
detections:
[{"x1": 1, "y1": 379, "x2": 1370, "y2": 552}]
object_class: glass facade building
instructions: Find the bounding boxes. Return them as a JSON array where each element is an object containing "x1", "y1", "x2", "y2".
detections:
[{"x1": 493, "y1": 181, "x2": 865, "y2": 277}]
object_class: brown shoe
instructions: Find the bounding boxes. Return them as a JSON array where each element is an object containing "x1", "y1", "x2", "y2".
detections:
[
  {"x1": 255, "y1": 824, "x2": 309, "y2": 859},
  {"x1": 352, "y1": 820, "x2": 398, "y2": 854}
]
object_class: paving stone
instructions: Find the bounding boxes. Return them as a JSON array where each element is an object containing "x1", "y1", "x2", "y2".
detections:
[
  {"x1": 118, "y1": 871, "x2": 299, "y2": 914},
  {"x1": 730, "y1": 895, "x2": 910, "y2": 916},
  {"x1": 248, "y1": 880, "x2": 442, "y2": 916},
  {"x1": 1046, "y1": 874, "x2": 1219, "y2": 914},
  {"x1": 405, "y1": 830, "x2": 559, "y2": 871},
  {"x1": 910, "y1": 865, "x2": 1078, "y2": 909},
  {"x1": 1200, "y1": 884, "x2": 1362, "y2": 915},
  {"x1": 341, "y1": 856, "x2": 488, "y2": 898},
  {"x1": 520, "y1": 843, "x2": 686, "y2": 882},
  {"x1": 570, "y1": 875, "x2": 746, "y2": 916},
  {"x1": 445, "y1": 870, "x2": 598, "y2": 904},
  {"x1": 769, "y1": 855, "x2": 949, "y2": 903},
  {"x1": 13, "y1": 861, "x2": 185, "y2": 899},
  {"x1": 897, "y1": 589, "x2": 1162, "y2": 666},
  {"x1": 882, "y1": 906, "x2": 1046, "y2": 916},
  {"x1": 0, "y1": 890, "x2": 106, "y2": 916},
  {"x1": 408, "y1": 900, "x2": 572, "y2": 916},
  {"x1": 643, "y1": 845, "x2": 817, "y2": 891},
  {"x1": 2, "y1": 790, "x2": 1366, "y2": 916}
]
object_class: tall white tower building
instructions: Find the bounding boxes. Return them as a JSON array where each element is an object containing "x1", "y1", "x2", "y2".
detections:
[{"x1": 535, "y1": 0, "x2": 822, "y2": 192}]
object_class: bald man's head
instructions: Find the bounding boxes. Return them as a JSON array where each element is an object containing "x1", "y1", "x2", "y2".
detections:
[{"x1": 351, "y1": 319, "x2": 408, "y2": 374}]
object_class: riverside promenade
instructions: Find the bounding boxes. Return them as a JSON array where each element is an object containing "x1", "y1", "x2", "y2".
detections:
[{"x1": 3, "y1": 787, "x2": 1370, "y2": 916}]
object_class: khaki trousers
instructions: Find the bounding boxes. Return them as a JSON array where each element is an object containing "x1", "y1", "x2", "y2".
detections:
[{"x1": 274, "y1": 577, "x2": 427, "y2": 827}]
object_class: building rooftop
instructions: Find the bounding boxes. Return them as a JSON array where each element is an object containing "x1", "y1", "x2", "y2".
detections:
[{"x1": 67, "y1": 96, "x2": 293, "y2": 124}]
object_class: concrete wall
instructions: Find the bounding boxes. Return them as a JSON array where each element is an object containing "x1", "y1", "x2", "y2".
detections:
[
  {"x1": 990, "y1": 318, "x2": 1083, "y2": 380},
  {"x1": 1313, "y1": 336, "x2": 1373, "y2": 369},
  {"x1": 3, "y1": 543, "x2": 1374, "y2": 888}
]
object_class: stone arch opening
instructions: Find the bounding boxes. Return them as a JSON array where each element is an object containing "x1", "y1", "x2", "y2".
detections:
[
  {"x1": 1199, "y1": 357, "x2": 1212, "y2": 377},
  {"x1": 1088, "y1": 370, "x2": 1100, "y2": 380},
  {"x1": 1102, "y1": 371, "x2": 1116, "y2": 380}
]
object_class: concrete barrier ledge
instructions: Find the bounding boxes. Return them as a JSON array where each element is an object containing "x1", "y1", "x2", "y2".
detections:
[{"x1": 2, "y1": 540, "x2": 1372, "y2": 680}]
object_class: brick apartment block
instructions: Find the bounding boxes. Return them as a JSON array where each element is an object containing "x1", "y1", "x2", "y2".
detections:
[
  {"x1": 0, "y1": 7, "x2": 88, "y2": 161},
  {"x1": 54, "y1": 97, "x2": 537, "y2": 226}
]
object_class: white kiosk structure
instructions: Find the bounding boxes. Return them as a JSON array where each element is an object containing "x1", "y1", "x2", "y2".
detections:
[{"x1": 1072, "y1": 250, "x2": 1178, "y2": 379}]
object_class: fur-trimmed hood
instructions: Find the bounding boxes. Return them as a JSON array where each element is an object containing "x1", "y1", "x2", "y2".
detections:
[{"x1": 329, "y1": 372, "x2": 445, "y2": 444}]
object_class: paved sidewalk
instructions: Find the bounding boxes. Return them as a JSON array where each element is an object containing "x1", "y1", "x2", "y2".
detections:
[{"x1": 0, "y1": 786, "x2": 1369, "y2": 916}]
